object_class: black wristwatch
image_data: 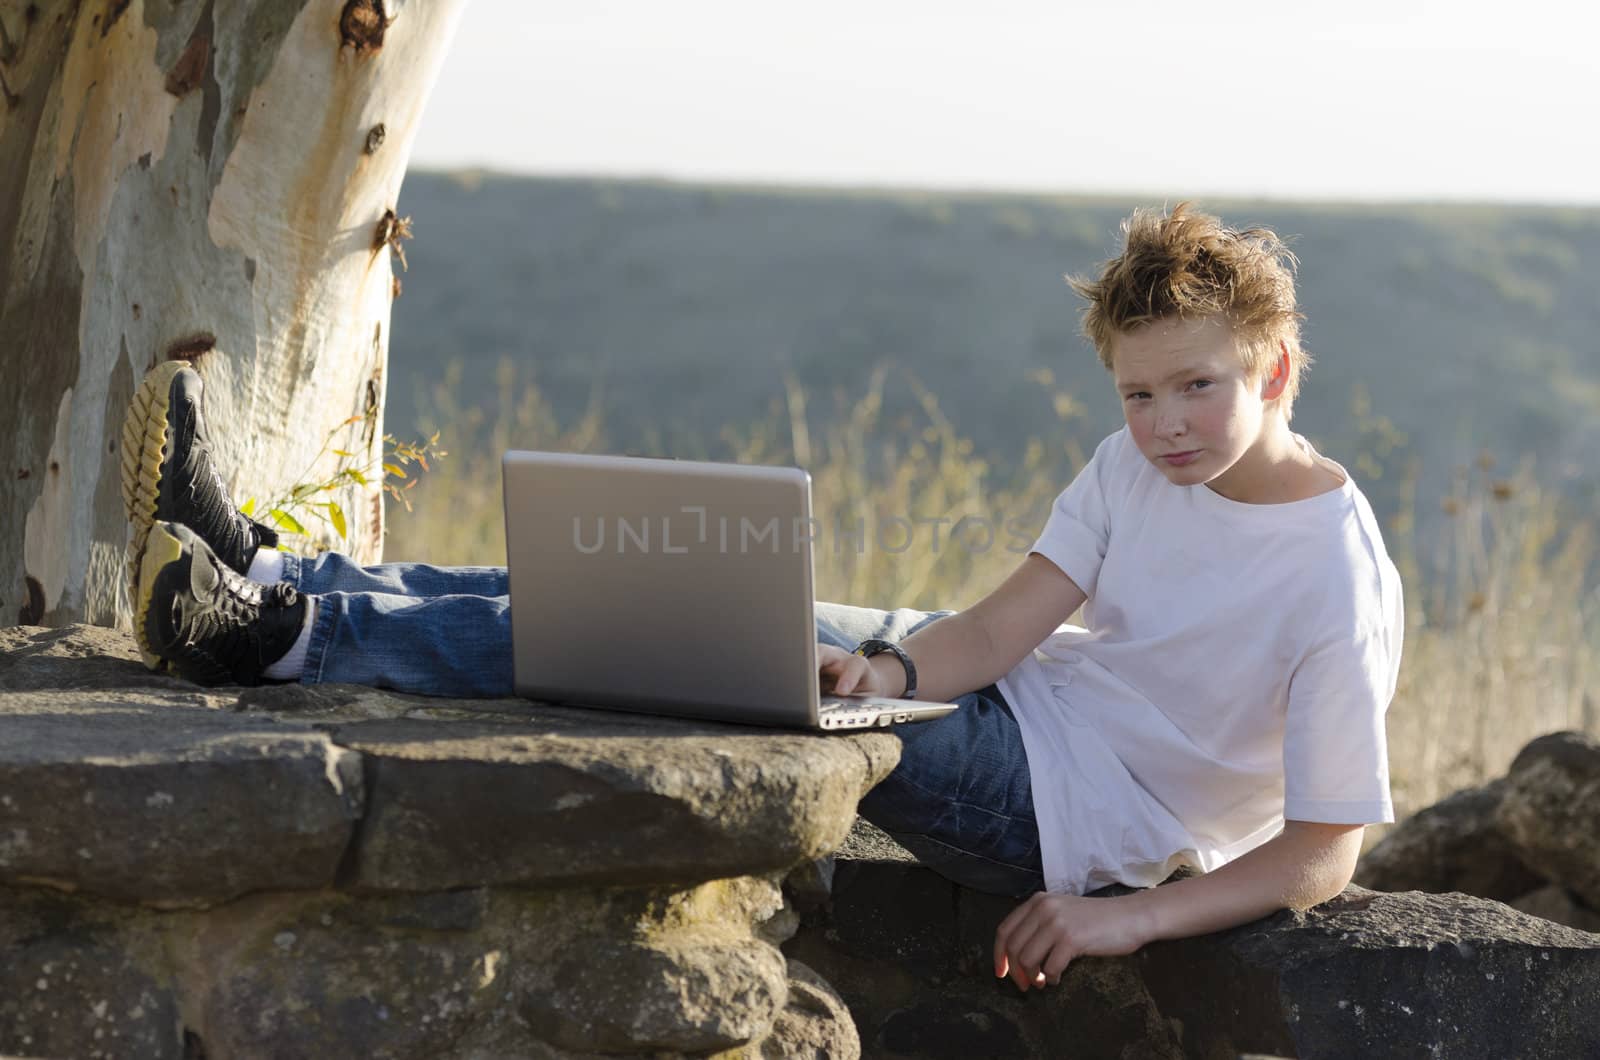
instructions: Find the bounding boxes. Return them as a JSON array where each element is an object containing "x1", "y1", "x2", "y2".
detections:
[{"x1": 853, "y1": 639, "x2": 917, "y2": 700}]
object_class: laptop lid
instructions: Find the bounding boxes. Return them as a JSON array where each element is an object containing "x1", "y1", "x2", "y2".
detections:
[{"x1": 502, "y1": 450, "x2": 822, "y2": 727}]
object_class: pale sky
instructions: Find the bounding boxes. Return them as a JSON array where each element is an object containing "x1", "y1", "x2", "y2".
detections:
[{"x1": 413, "y1": 0, "x2": 1600, "y2": 205}]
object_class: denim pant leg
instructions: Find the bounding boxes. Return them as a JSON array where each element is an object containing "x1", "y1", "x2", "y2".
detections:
[
  {"x1": 297, "y1": 591, "x2": 514, "y2": 698},
  {"x1": 814, "y1": 600, "x2": 1045, "y2": 898},
  {"x1": 278, "y1": 553, "x2": 513, "y2": 697},
  {"x1": 281, "y1": 552, "x2": 507, "y2": 598}
]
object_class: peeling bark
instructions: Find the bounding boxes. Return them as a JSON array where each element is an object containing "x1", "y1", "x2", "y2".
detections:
[
  {"x1": 162, "y1": 19, "x2": 209, "y2": 98},
  {"x1": 0, "y1": 0, "x2": 468, "y2": 629},
  {"x1": 372, "y1": 207, "x2": 412, "y2": 270}
]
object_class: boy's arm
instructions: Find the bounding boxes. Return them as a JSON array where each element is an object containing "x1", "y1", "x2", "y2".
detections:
[
  {"x1": 992, "y1": 820, "x2": 1363, "y2": 991},
  {"x1": 1125, "y1": 819, "x2": 1364, "y2": 941},
  {"x1": 862, "y1": 553, "x2": 1087, "y2": 703}
]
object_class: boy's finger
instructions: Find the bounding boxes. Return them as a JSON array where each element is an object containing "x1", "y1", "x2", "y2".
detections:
[
  {"x1": 994, "y1": 927, "x2": 1015, "y2": 976},
  {"x1": 843, "y1": 657, "x2": 874, "y2": 695},
  {"x1": 1011, "y1": 958, "x2": 1033, "y2": 992},
  {"x1": 993, "y1": 894, "x2": 1037, "y2": 974},
  {"x1": 1015, "y1": 930, "x2": 1059, "y2": 986},
  {"x1": 1001, "y1": 904, "x2": 1058, "y2": 990},
  {"x1": 1042, "y1": 941, "x2": 1074, "y2": 985}
]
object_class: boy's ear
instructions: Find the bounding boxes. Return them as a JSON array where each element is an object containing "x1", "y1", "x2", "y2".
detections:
[{"x1": 1260, "y1": 342, "x2": 1291, "y2": 402}]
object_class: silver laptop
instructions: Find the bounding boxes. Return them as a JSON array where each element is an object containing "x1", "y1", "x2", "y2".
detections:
[{"x1": 501, "y1": 450, "x2": 959, "y2": 731}]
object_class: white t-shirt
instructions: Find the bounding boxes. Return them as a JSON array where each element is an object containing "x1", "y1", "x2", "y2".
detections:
[{"x1": 995, "y1": 427, "x2": 1402, "y2": 896}]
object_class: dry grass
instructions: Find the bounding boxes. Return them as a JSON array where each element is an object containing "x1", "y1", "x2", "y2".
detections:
[
  {"x1": 386, "y1": 359, "x2": 1600, "y2": 835},
  {"x1": 1377, "y1": 457, "x2": 1598, "y2": 840},
  {"x1": 385, "y1": 359, "x2": 606, "y2": 568}
]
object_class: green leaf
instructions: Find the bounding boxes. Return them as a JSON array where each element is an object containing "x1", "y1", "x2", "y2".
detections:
[
  {"x1": 346, "y1": 468, "x2": 369, "y2": 486},
  {"x1": 327, "y1": 502, "x2": 347, "y2": 539},
  {"x1": 268, "y1": 508, "x2": 307, "y2": 535},
  {"x1": 240, "y1": 497, "x2": 256, "y2": 517},
  {"x1": 383, "y1": 462, "x2": 406, "y2": 479},
  {"x1": 331, "y1": 449, "x2": 355, "y2": 458}
]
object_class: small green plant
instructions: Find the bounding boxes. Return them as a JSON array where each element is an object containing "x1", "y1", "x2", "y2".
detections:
[{"x1": 241, "y1": 414, "x2": 446, "y2": 545}]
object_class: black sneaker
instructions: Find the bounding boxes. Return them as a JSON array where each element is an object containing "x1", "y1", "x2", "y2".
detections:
[
  {"x1": 136, "y1": 522, "x2": 307, "y2": 686},
  {"x1": 121, "y1": 360, "x2": 279, "y2": 591}
]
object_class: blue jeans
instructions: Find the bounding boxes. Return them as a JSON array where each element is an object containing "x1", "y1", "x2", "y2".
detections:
[
  {"x1": 813, "y1": 601, "x2": 1045, "y2": 898},
  {"x1": 280, "y1": 552, "x2": 514, "y2": 698},
  {"x1": 278, "y1": 555, "x2": 1044, "y2": 897}
]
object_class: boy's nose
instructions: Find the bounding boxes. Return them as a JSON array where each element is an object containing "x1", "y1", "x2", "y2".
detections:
[{"x1": 1156, "y1": 410, "x2": 1187, "y2": 438}]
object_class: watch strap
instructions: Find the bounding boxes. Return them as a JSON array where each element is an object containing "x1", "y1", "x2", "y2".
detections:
[{"x1": 853, "y1": 638, "x2": 917, "y2": 700}]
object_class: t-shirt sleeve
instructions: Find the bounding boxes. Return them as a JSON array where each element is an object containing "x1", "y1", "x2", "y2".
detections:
[
  {"x1": 1028, "y1": 431, "x2": 1120, "y2": 598},
  {"x1": 1281, "y1": 622, "x2": 1397, "y2": 824}
]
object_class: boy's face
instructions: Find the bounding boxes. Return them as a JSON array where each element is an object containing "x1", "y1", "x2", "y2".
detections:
[{"x1": 1110, "y1": 314, "x2": 1276, "y2": 491}]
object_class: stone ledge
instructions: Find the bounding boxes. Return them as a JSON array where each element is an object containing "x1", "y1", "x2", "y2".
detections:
[
  {"x1": 0, "y1": 624, "x2": 898, "y2": 905},
  {"x1": 0, "y1": 874, "x2": 856, "y2": 1058},
  {"x1": 787, "y1": 821, "x2": 1600, "y2": 1059},
  {"x1": 0, "y1": 623, "x2": 886, "y2": 1057}
]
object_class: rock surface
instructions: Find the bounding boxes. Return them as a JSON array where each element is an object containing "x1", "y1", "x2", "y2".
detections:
[
  {"x1": 1511, "y1": 885, "x2": 1600, "y2": 935},
  {"x1": 0, "y1": 624, "x2": 898, "y2": 902},
  {"x1": 790, "y1": 822, "x2": 1600, "y2": 1060},
  {"x1": 1496, "y1": 731, "x2": 1600, "y2": 910},
  {"x1": 0, "y1": 624, "x2": 892, "y2": 1058},
  {"x1": 760, "y1": 960, "x2": 862, "y2": 1060},
  {"x1": 1352, "y1": 777, "x2": 1543, "y2": 901},
  {"x1": 1356, "y1": 729, "x2": 1600, "y2": 935}
]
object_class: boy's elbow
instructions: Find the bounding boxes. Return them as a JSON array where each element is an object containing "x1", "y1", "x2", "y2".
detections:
[
  {"x1": 1307, "y1": 866, "x2": 1356, "y2": 909},
  {"x1": 1280, "y1": 821, "x2": 1364, "y2": 909},
  {"x1": 1281, "y1": 868, "x2": 1352, "y2": 913}
]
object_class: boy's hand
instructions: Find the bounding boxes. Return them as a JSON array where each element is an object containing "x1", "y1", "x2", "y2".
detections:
[
  {"x1": 817, "y1": 642, "x2": 894, "y2": 697},
  {"x1": 993, "y1": 892, "x2": 1150, "y2": 991}
]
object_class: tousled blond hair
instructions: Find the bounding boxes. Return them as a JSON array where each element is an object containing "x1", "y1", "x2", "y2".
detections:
[{"x1": 1066, "y1": 202, "x2": 1310, "y2": 415}]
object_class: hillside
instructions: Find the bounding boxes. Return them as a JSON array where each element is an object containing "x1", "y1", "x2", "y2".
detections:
[{"x1": 388, "y1": 173, "x2": 1600, "y2": 521}]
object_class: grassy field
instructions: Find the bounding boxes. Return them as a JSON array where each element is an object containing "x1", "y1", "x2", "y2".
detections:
[
  {"x1": 388, "y1": 173, "x2": 1600, "y2": 546},
  {"x1": 385, "y1": 360, "x2": 1600, "y2": 845}
]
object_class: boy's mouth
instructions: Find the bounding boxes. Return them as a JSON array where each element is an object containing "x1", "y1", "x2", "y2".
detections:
[{"x1": 1160, "y1": 449, "x2": 1202, "y2": 467}]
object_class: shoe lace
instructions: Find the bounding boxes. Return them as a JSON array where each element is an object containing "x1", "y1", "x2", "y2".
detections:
[
  {"x1": 187, "y1": 443, "x2": 258, "y2": 561},
  {"x1": 179, "y1": 565, "x2": 298, "y2": 676}
]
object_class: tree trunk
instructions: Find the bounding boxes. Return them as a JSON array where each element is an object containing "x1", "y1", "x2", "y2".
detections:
[{"x1": 0, "y1": 0, "x2": 466, "y2": 628}]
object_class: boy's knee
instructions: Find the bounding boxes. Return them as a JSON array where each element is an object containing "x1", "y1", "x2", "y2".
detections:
[
  {"x1": 813, "y1": 601, "x2": 957, "y2": 646},
  {"x1": 813, "y1": 600, "x2": 891, "y2": 649},
  {"x1": 900, "y1": 608, "x2": 958, "y2": 638}
]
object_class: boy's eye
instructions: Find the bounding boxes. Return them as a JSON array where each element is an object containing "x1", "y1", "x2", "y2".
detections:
[
  {"x1": 1124, "y1": 392, "x2": 1150, "y2": 402},
  {"x1": 1189, "y1": 379, "x2": 1213, "y2": 391}
]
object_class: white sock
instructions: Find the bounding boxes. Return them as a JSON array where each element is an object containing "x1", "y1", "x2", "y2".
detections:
[
  {"x1": 247, "y1": 547, "x2": 285, "y2": 585},
  {"x1": 263, "y1": 597, "x2": 316, "y2": 681}
]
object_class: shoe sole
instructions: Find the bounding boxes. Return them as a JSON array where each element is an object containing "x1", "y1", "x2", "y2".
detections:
[
  {"x1": 121, "y1": 360, "x2": 190, "y2": 670},
  {"x1": 134, "y1": 522, "x2": 187, "y2": 672}
]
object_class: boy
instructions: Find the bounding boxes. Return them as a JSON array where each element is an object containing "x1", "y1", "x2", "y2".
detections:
[
  {"x1": 817, "y1": 202, "x2": 1402, "y2": 991},
  {"x1": 126, "y1": 202, "x2": 1400, "y2": 994}
]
